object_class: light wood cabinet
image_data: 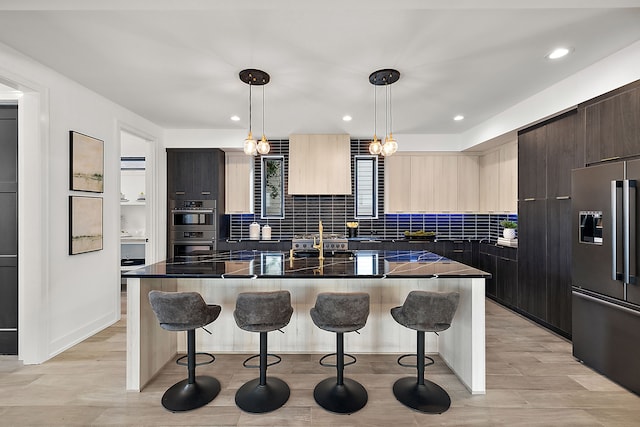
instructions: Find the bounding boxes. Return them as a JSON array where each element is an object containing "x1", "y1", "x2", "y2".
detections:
[
  {"x1": 288, "y1": 134, "x2": 351, "y2": 195},
  {"x1": 479, "y1": 141, "x2": 517, "y2": 213},
  {"x1": 385, "y1": 155, "x2": 412, "y2": 212},
  {"x1": 385, "y1": 153, "x2": 480, "y2": 213},
  {"x1": 457, "y1": 155, "x2": 480, "y2": 212},
  {"x1": 225, "y1": 151, "x2": 253, "y2": 214}
]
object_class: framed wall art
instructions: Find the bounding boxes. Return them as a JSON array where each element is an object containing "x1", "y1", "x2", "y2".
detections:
[
  {"x1": 69, "y1": 196, "x2": 103, "y2": 255},
  {"x1": 70, "y1": 131, "x2": 104, "y2": 192}
]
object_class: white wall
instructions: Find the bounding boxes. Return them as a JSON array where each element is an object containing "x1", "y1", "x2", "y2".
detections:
[
  {"x1": 459, "y1": 39, "x2": 640, "y2": 151},
  {"x1": 0, "y1": 41, "x2": 163, "y2": 363}
]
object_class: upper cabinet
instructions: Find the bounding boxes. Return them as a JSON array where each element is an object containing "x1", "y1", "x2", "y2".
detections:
[
  {"x1": 225, "y1": 151, "x2": 253, "y2": 214},
  {"x1": 167, "y1": 148, "x2": 224, "y2": 201},
  {"x1": 582, "y1": 81, "x2": 640, "y2": 164},
  {"x1": 288, "y1": 134, "x2": 351, "y2": 195},
  {"x1": 385, "y1": 153, "x2": 480, "y2": 213},
  {"x1": 479, "y1": 141, "x2": 517, "y2": 212}
]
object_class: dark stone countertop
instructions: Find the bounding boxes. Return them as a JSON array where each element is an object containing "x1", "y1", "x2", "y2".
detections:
[{"x1": 121, "y1": 249, "x2": 491, "y2": 279}]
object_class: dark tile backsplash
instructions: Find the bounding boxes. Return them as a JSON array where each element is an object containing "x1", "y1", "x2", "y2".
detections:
[{"x1": 228, "y1": 139, "x2": 516, "y2": 242}]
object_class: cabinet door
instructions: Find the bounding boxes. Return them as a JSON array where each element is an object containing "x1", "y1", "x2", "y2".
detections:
[
  {"x1": 411, "y1": 156, "x2": 434, "y2": 212},
  {"x1": 499, "y1": 141, "x2": 518, "y2": 212},
  {"x1": 517, "y1": 200, "x2": 547, "y2": 321},
  {"x1": 432, "y1": 156, "x2": 458, "y2": 211},
  {"x1": 225, "y1": 152, "x2": 253, "y2": 213},
  {"x1": 546, "y1": 199, "x2": 572, "y2": 335},
  {"x1": 518, "y1": 126, "x2": 547, "y2": 200},
  {"x1": 497, "y1": 257, "x2": 518, "y2": 307},
  {"x1": 547, "y1": 111, "x2": 581, "y2": 198},
  {"x1": 384, "y1": 155, "x2": 412, "y2": 212},
  {"x1": 193, "y1": 150, "x2": 217, "y2": 199},
  {"x1": 167, "y1": 150, "x2": 195, "y2": 199},
  {"x1": 478, "y1": 250, "x2": 497, "y2": 298},
  {"x1": 458, "y1": 155, "x2": 479, "y2": 212},
  {"x1": 584, "y1": 85, "x2": 640, "y2": 163},
  {"x1": 479, "y1": 149, "x2": 499, "y2": 212}
]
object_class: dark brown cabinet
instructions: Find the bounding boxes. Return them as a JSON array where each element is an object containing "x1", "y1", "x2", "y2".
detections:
[
  {"x1": 583, "y1": 81, "x2": 640, "y2": 164},
  {"x1": 166, "y1": 148, "x2": 227, "y2": 241},
  {"x1": 479, "y1": 243, "x2": 517, "y2": 305},
  {"x1": 517, "y1": 200, "x2": 547, "y2": 320},
  {"x1": 518, "y1": 125, "x2": 547, "y2": 200},
  {"x1": 516, "y1": 109, "x2": 582, "y2": 338},
  {"x1": 546, "y1": 199, "x2": 572, "y2": 333},
  {"x1": 167, "y1": 148, "x2": 224, "y2": 201}
]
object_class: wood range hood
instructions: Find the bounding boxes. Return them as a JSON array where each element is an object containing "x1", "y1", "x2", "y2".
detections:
[{"x1": 287, "y1": 134, "x2": 352, "y2": 195}]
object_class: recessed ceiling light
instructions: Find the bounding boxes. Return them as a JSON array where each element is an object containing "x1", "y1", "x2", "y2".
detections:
[
  {"x1": 342, "y1": 115, "x2": 352, "y2": 122},
  {"x1": 547, "y1": 47, "x2": 570, "y2": 60},
  {"x1": 454, "y1": 115, "x2": 464, "y2": 121},
  {"x1": 230, "y1": 115, "x2": 240, "y2": 121}
]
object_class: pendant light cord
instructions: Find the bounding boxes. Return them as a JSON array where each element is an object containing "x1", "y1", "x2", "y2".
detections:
[
  {"x1": 248, "y1": 81, "x2": 252, "y2": 135},
  {"x1": 262, "y1": 85, "x2": 265, "y2": 137},
  {"x1": 374, "y1": 84, "x2": 377, "y2": 137}
]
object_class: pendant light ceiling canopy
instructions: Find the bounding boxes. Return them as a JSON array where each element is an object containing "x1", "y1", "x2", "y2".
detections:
[
  {"x1": 369, "y1": 69, "x2": 400, "y2": 157},
  {"x1": 239, "y1": 68, "x2": 270, "y2": 156}
]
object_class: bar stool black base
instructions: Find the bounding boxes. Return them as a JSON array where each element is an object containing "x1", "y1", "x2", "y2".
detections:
[
  {"x1": 393, "y1": 376, "x2": 451, "y2": 414},
  {"x1": 235, "y1": 377, "x2": 290, "y2": 413},
  {"x1": 314, "y1": 377, "x2": 368, "y2": 414},
  {"x1": 161, "y1": 375, "x2": 221, "y2": 412}
]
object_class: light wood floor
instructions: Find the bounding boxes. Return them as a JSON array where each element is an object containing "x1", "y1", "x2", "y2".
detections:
[{"x1": 1, "y1": 296, "x2": 639, "y2": 426}]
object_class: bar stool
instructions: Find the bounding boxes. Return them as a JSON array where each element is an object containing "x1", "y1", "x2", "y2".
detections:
[
  {"x1": 391, "y1": 290, "x2": 460, "y2": 414},
  {"x1": 233, "y1": 290, "x2": 294, "y2": 413},
  {"x1": 148, "y1": 290, "x2": 222, "y2": 412},
  {"x1": 310, "y1": 292, "x2": 370, "y2": 414}
]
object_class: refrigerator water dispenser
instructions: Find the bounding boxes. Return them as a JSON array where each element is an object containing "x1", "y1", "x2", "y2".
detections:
[{"x1": 579, "y1": 211, "x2": 603, "y2": 245}]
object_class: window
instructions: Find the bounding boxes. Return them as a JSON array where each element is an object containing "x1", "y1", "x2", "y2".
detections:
[
  {"x1": 261, "y1": 156, "x2": 285, "y2": 219},
  {"x1": 354, "y1": 155, "x2": 378, "y2": 218}
]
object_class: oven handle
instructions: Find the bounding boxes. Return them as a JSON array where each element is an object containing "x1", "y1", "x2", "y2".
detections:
[{"x1": 171, "y1": 209, "x2": 215, "y2": 214}]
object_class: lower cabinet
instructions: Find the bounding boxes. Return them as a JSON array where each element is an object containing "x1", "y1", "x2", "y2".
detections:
[{"x1": 478, "y1": 243, "x2": 517, "y2": 307}]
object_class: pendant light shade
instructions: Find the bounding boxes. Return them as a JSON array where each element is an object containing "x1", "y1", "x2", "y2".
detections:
[
  {"x1": 239, "y1": 69, "x2": 270, "y2": 156},
  {"x1": 369, "y1": 69, "x2": 400, "y2": 156}
]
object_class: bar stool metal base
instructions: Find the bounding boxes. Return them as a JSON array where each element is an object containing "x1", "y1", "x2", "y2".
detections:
[
  {"x1": 314, "y1": 377, "x2": 368, "y2": 414},
  {"x1": 392, "y1": 376, "x2": 451, "y2": 414},
  {"x1": 235, "y1": 377, "x2": 290, "y2": 413},
  {"x1": 161, "y1": 375, "x2": 221, "y2": 412}
]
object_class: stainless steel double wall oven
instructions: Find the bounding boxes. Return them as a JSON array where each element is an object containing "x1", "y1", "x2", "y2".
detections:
[{"x1": 169, "y1": 199, "x2": 217, "y2": 259}]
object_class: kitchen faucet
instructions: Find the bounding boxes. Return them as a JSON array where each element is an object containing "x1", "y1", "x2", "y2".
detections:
[{"x1": 313, "y1": 220, "x2": 324, "y2": 260}]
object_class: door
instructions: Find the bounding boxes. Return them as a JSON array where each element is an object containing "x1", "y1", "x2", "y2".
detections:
[
  {"x1": 624, "y1": 158, "x2": 640, "y2": 306},
  {"x1": 572, "y1": 162, "x2": 625, "y2": 300}
]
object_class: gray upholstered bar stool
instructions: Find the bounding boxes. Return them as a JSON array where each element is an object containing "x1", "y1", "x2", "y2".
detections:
[
  {"x1": 391, "y1": 290, "x2": 460, "y2": 414},
  {"x1": 148, "y1": 290, "x2": 222, "y2": 412},
  {"x1": 310, "y1": 292, "x2": 370, "y2": 414},
  {"x1": 233, "y1": 290, "x2": 294, "y2": 413}
]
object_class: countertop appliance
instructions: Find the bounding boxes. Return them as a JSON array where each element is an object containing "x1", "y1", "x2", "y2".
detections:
[{"x1": 572, "y1": 161, "x2": 640, "y2": 395}]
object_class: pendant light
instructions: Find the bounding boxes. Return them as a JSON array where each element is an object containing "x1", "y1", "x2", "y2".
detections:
[
  {"x1": 256, "y1": 84, "x2": 270, "y2": 155},
  {"x1": 239, "y1": 69, "x2": 270, "y2": 156},
  {"x1": 369, "y1": 69, "x2": 400, "y2": 156},
  {"x1": 368, "y1": 83, "x2": 382, "y2": 155}
]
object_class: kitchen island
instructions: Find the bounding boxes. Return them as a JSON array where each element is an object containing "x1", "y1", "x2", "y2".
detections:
[{"x1": 123, "y1": 250, "x2": 489, "y2": 394}]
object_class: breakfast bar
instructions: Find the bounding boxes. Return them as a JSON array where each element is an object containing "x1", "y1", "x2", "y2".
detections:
[{"x1": 123, "y1": 250, "x2": 489, "y2": 395}]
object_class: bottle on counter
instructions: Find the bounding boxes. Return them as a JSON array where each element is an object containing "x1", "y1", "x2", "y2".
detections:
[
  {"x1": 262, "y1": 224, "x2": 271, "y2": 240},
  {"x1": 249, "y1": 222, "x2": 260, "y2": 240}
]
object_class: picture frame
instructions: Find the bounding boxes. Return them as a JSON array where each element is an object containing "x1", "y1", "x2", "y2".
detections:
[
  {"x1": 69, "y1": 195, "x2": 103, "y2": 255},
  {"x1": 70, "y1": 131, "x2": 104, "y2": 192}
]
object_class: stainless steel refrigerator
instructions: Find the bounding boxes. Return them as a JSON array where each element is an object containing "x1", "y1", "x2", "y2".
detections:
[{"x1": 572, "y1": 160, "x2": 640, "y2": 395}]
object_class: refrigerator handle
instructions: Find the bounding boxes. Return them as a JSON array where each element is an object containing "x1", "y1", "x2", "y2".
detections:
[
  {"x1": 624, "y1": 179, "x2": 637, "y2": 285},
  {"x1": 612, "y1": 180, "x2": 623, "y2": 281}
]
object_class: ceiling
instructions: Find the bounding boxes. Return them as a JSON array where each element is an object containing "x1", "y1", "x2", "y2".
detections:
[{"x1": 1, "y1": 1, "x2": 640, "y2": 140}]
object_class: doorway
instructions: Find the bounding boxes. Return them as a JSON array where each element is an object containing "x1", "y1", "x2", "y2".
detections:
[{"x1": 119, "y1": 130, "x2": 152, "y2": 283}]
